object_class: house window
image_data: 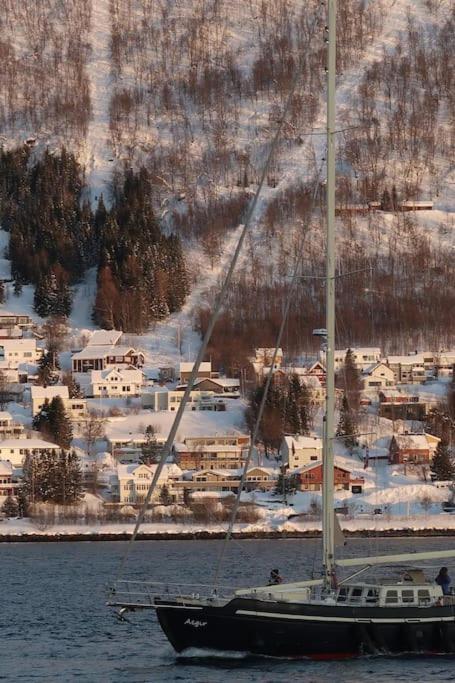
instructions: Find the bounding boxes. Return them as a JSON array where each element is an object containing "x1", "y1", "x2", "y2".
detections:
[
  {"x1": 385, "y1": 590, "x2": 398, "y2": 604},
  {"x1": 122, "y1": 386, "x2": 130, "y2": 392},
  {"x1": 402, "y1": 590, "x2": 415, "y2": 604}
]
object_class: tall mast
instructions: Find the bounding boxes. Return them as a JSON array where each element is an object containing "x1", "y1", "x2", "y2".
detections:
[{"x1": 322, "y1": 0, "x2": 336, "y2": 591}]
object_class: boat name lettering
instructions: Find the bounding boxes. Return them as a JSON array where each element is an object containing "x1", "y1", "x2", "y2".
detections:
[{"x1": 184, "y1": 618, "x2": 207, "y2": 628}]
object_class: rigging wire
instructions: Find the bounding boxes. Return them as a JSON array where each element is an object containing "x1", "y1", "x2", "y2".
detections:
[
  {"x1": 112, "y1": 39, "x2": 314, "y2": 587},
  {"x1": 212, "y1": 156, "x2": 326, "y2": 587}
]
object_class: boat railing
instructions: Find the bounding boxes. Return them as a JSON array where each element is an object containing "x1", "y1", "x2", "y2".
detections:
[{"x1": 107, "y1": 579, "x2": 236, "y2": 609}]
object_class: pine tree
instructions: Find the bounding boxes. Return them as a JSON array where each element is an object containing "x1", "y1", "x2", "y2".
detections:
[
  {"x1": 380, "y1": 188, "x2": 392, "y2": 211},
  {"x1": 275, "y1": 472, "x2": 298, "y2": 497},
  {"x1": 140, "y1": 425, "x2": 160, "y2": 464},
  {"x1": 52, "y1": 450, "x2": 83, "y2": 504},
  {"x1": 47, "y1": 396, "x2": 73, "y2": 449},
  {"x1": 2, "y1": 494, "x2": 19, "y2": 517},
  {"x1": 159, "y1": 484, "x2": 173, "y2": 506},
  {"x1": 37, "y1": 351, "x2": 60, "y2": 386},
  {"x1": 285, "y1": 373, "x2": 303, "y2": 434},
  {"x1": 337, "y1": 348, "x2": 362, "y2": 418},
  {"x1": 431, "y1": 439, "x2": 455, "y2": 481},
  {"x1": 337, "y1": 394, "x2": 357, "y2": 452}
]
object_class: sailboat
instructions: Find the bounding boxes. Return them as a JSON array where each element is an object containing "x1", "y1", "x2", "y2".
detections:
[{"x1": 108, "y1": 0, "x2": 455, "y2": 658}]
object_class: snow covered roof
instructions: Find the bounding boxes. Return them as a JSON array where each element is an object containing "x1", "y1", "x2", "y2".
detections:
[
  {"x1": 362, "y1": 362, "x2": 393, "y2": 376},
  {"x1": 392, "y1": 434, "x2": 429, "y2": 449},
  {"x1": 87, "y1": 329, "x2": 122, "y2": 346},
  {"x1": 0, "y1": 411, "x2": 13, "y2": 421},
  {"x1": 90, "y1": 366, "x2": 143, "y2": 382},
  {"x1": 0, "y1": 460, "x2": 13, "y2": 475},
  {"x1": 335, "y1": 347, "x2": 381, "y2": 356},
  {"x1": 0, "y1": 438, "x2": 60, "y2": 450},
  {"x1": 179, "y1": 361, "x2": 212, "y2": 373},
  {"x1": 387, "y1": 354, "x2": 425, "y2": 365},
  {"x1": 255, "y1": 347, "x2": 283, "y2": 357},
  {"x1": 283, "y1": 435, "x2": 322, "y2": 450},
  {"x1": 31, "y1": 385, "x2": 69, "y2": 401},
  {"x1": 292, "y1": 460, "x2": 351, "y2": 475},
  {"x1": 117, "y1": 462, "x2": 182, "y2": 479},
  {"x1": 72, "y1": 345, "x2": 141, "y2": 360},
  {"x1": 177, "y1": 443, "x2": 243, "y2": 453},
  {"x1": 194, "y1": 377, "x2": 239, "y2": 387}
]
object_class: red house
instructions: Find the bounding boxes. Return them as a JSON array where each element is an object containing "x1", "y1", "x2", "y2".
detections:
[{"x1": 294, "y1": 461, "x2": 363, "y2": 493}]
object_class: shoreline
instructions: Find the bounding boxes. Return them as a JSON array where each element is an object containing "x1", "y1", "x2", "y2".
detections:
[{"x1": 2, "y1": 527, "x2": 455, "y2": 542}]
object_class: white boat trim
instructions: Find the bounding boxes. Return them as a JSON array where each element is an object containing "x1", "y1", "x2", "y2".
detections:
[
  {"x1": 235, "y1": 609, "x2": 455, "y2": 624},
  {"x1": 336, "y1": 549, "x2": 455, "y2": 568}
]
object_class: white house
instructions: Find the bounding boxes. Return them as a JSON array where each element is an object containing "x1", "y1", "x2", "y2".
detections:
[
  {"x1": 192, "y1": 377, "x2": 241, "y2": 398},
  {"x1": 30, "y1": 385, "x2": 87, "y2": 421},
  {"x1": 281, "y1": 435, "x2": 323, "y2": 470},
  {"x1": 114, "y1": 462, "x2": 182, "y2": 504},
  {"x1": 385, "y1": 354, "x2": 426, "y2": 384},
  {"x1": 76, "y1": 366, "x2": 144, "y2": 398},
  {"x1": 0, "y1": 411, "x2": 25, "y2": 439},
  {"x1": 141, "y1": 388, "x2": 218, "y2": 412},
  {"x1": 0, "y1": 362, "x2": 20, "y2": 383},
  {"x1": 0, "y1": 338, "x2": 42, "y2": 364},
  {"x1": 0, "y1": 460, "x2": 16, "y2": 501},
  {"x1": 0, "y1": 438, "x2": 61, "y2": 467},
  {"x1": 435, "y1": 351, "x2": 455, "y2": 377},
  {"x1": 330, "y1": 347, "x2": 382, "y2": 371},
  {"x1": 361, "y1": 362, "x2": 395, "y2": 390},
  {"x1": 0, "y1": 311, "x2": 33, "y2": 331}
]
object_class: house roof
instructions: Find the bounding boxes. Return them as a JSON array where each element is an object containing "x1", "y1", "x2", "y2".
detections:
[
  {"x1": 0, "y1": 438, "x2": 60, "y2": 450},
  {"x1": 362, "y1": 362, "x2": 393, "y2": 376},
  {"x1": 255, "y1": 347, "x2": 283, "y2": 357},
  {"x1": 31, "y1": 385, "x2": 69, "y2": 401},
  {"x1": 0, "y1": 411, "x2": 13, "y2": 421},
  {"x1": 179, "y1": 362, "x2": 212, "y2": 373},
  {"x1": 391, "y1": 434, "x2": 429, "y2": 449},
  {"x1": 176, "y1": 443, "x2": 243, "y2": 453},
  {"x1": 0, "y1": 460, "x2": 13, "y2": 475},
  {"x1": 292, "y1": 460, "x2": 351, "y2": 475},
  {"x1": 335, "y1": 347, "x2": 381, "y2": 357},
  {"x1": 72, "y1": 345, "x2": 141, "y2": 361},
  {"x1": 90, "y1": 366, "x2": 143, "y2": 383},
  {"x1": 87, "y1": 329, "x2": 122, "y2": 346},
  {"x1": 193, "y1": 377, "x2": 239, "y2": 388},
  {"x1": 283, "y1": 435, "x2": 322, "y2": 450},
  {"x1": 387, "y1": 354, "x2": 425, "y2": 365},
  {"x1": 117, "y1": 463, "x2": 182, "y2": 479}
]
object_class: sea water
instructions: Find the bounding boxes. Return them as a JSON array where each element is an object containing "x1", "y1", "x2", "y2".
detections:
[{"x1": 1, "y1": 537, "x2": 455, "y2": 682}]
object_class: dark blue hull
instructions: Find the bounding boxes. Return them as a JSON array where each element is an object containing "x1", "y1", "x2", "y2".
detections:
[{"x1": 156, "y1": 597, "x2": 455, "y2": 658}]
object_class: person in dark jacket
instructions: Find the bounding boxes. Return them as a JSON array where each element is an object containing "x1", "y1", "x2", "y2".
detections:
[
  {"x1": 268, "y1": 568, "x2": 283, "y2": 585},
  {"x1": 435, "y1": 567, "x2": 451, "y2": 595}
]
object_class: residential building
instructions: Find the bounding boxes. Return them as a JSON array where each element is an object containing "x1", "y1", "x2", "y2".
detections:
[
  {"x1": 330, "y1": 347, "x2": 382, "y2": 372},
  {"x1": 0, "y1": 312, "x2": 33, "y2": 331},
  {"x1": 362, "y1": 362, "x2": 395, "y2": 390},
  {"x1": 71, "y1": 345, "x2": 144, "y2": 373},
  {"x1": 174, "y1": 441, "x2": 249, "y2": 471},
  {"x1": 179, "y1": 361, "x2": 214, "y2": 383},
  {"x1": 378, "y1": 391, "x2": 426, "y2": 421},
  {"x1": 0, "y1": 438, "x2": 61, "y2": 467},
  {"x1": 173, "y1": 466, "x2": 277, "y2": 496},
  {"x1": 86, "y1": 329, "x2": 123, "y2": 346},
  {"x1": 30, "y1": 385, "x2": 87, "y2": 422},
  {"x1": 76, "y1": 366, "x2": 143, "y2": 398},
  {"x1": 141, "y1": 388, "x2": 220, "y2": 412},
  {"x1": 389, "y1": 433, "x2": 440, "y2": 465},
  {"x1": 435, "y1": 351, "x2": 455, "y2": 378},
  {"x1": 385, "y1": 355, "x2": 426, "y2": 384},
  {"x1": 114, "y1": 463, "x2": 182, "y2": 504},
  {"x1": 192, "y1": 377, "x2": 240, "y2": 398},
  {"x1": 293, "y1": 461, "x2": 363, "y2": 493},
  {"x1": 0, "y1": 412, "x2": 26, "y2": 439},
  {"x1": 0, "y1": 362, "x2": 20, "y2": 383},
  {"x1": 251, "y1": 348, "x2": 283, "y2": 380},
  {"x1": 281, "y1": 435, "x2": 323, "y2": 470},
  {"x1": 0, "y1": 460, "x2": 16, "y2": 500},
  {"x1": 0, "y1": 338, "x2": 42, "y2": 364}
]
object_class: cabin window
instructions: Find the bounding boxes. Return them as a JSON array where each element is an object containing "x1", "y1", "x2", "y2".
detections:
[
  {"x1": 402, "y1": 590, "x2": 415, "y2": 604},
  {"x1": 337, "y1": 587, "x2": 348, "y2": 603},
  {"x1": 418, "y1": 590, "x2": 430, "y2": 603},
  {"x1": 385, "y1": 590, "x2": 398, "y2": 604},
  {"x1": 365, "y1": 589, "x2": 379, "y2": 604},
  {"x1": 350, "y1": 588, "x2": 363, "y2": 602}
]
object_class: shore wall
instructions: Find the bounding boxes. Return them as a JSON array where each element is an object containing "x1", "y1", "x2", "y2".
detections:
[{"x1": 2, "y1": 528, "x2": 455, "y2": 542}]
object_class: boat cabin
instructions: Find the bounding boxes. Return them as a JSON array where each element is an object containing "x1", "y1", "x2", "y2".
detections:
[{"x1": 336, "y1": 583, "x2": 442, "y2": 607}]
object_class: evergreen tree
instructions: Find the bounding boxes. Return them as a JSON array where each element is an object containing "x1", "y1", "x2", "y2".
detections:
[
  {"x1": 285, "y1": 373, "x2": 303, "y2": 435},
  {"x1": 159, "y1": 484, "x2": 173, "y2": 506},
  {"x1": 16, "y1": 485, "x2": 29, "y2": 517},
  {"x1": 337, "y1": 348, "x2": 362, "y2": 418},
  {"x1": 337, "y1": 394, "x2": 357, "y2": 452},
  {"x1": 275, "y1": 472, "x2": 298, "y2": 498},
  {"x1": 22, "y1": 450, "x2": 81, "y2": 504},
  {"x1": 380, "y1": 188, "x2": 392, "y2": 211},
  {"x1": 37, "y1": 351, "x2": 60, "y2": 386},
  {"x1": 431, "y1": 439, "x2": 455, "y2": 481},
  {"x1": 62, "y1": 372, "x2": 83, "y2": 399},
  {"x1": 47, "y1": 396, "x2": 73, "y2": 449},
  {"x1": 140, "y1": 425, "x2": 160, "y2": 465},
  {"x1": 2, "y1": 494, "x2": 19, "y2": 517}
]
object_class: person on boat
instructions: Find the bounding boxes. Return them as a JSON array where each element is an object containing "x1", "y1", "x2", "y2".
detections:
[
  {"x1": 435, "y1": 567, "x2": 452, "y2": 595},
  {"x1": 268, "y1": 568, "x2": 283, "y2": 585}
]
